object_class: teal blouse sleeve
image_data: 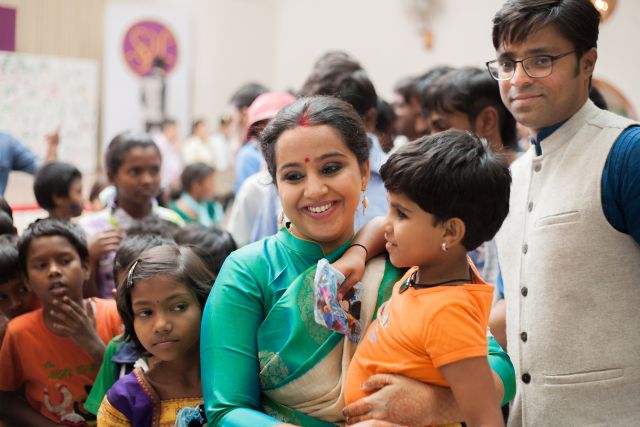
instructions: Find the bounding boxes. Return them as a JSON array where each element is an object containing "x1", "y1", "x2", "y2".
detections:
[
  {"x1": 200, "y1": 249, "x2": 280, "y2": 427},
  {"x1": 487, "y1": 335, "x2": 515, "y2": 406}
]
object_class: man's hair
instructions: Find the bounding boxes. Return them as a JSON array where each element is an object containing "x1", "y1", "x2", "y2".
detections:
[
  {"x1": 174, "y1": 223, "x2": 237, "y2": 277},
  {"x1": 380, "y1": 129, "x2": 511, "y2": 250},
  {"x1": 18, "y1": 219, "x2": 89, "y2": 274},
  {"x1": 415, "y1": 65, "x2": 455, "y2": 109},
  {"x1": 0, "y1": 234, "x2": 20, "y2": 283},
  {"x1": 375, "y1": 97, "x2": 396, "y2": 135},
  {"x1": 261, "y1": 96, "x2": 369, "y2": 183},
  {"x1": 492, "y1": 0, "x2": 600, "y2": 57},
  {"x1": 33, "y1": 161, "x2": 82, "y2": 210},
  {"x1": 299, "y1": 52, "x2": 363, "y2": 98},
  {"x1": 393, "y1": 76, "x2": 419, "y2": 104},
  {"x1": 161, "y1": 118, "x2": 177, "y2": 129},
  {"x1": 116, "y1": 244, "x2": 214, "y2": 353},
  {"x1": 180, "y1": 162, "x2": 215, "y2": 193},
  {"x1": 423, "y1": 67, "x2": 518, "y2": 150},
  {"x1": 229, "y1": 82, "x2": 269, "y2": 110}
]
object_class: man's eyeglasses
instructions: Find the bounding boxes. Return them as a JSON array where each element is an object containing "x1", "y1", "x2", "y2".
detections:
[{"x1": 486, "y1": 50, "x2": 577, "y2": 81}]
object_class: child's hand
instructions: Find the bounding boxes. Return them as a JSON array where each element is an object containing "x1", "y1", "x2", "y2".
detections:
[
  {"x1": 50, "y1": 297, "x2": 105, "y2": 362},
  {"x1": 88, "y1": 229, "x2": 124, "y2": 260},
  {"x1": 331, "y1": 245, "x2": 367, "y2": 300}
]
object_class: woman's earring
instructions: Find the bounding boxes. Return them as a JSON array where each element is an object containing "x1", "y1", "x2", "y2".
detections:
[
  {"x1": 361, "y1": 194, "x2": 368, "y2": 216},
  {"x1": 441, "y1": 242, "x2": 449, "y2": 252}
]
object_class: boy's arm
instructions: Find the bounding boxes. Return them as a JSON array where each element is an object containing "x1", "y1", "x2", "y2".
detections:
[
  {"x1": 0, "y1": 391, "x2": 61, "y2": 427},
  {"x1": 49, "y1": 297, "x2": 105, "y2": 363},
  {"x1": 439, "y1": 356, "x2": 504, "y2": 427}
]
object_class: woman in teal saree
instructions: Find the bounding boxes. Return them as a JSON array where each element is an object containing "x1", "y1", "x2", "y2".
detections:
[{"x1": 200, "y1": 96, "x2": 514, "y2": 426}]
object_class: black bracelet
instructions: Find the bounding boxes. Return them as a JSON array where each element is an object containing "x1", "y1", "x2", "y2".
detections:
[{"x1": 347, "y1": 243, "x2": 368, "y2": 259}]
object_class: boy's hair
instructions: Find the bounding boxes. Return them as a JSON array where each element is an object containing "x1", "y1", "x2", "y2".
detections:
[
  {"x1": 380, "y1": 129, "x2": 511, "y2": 250},
  {"x1": 174, "y1": 223, "x2": 237, "y2": 277},
  {"x1": 0, "y1": 211, "x2": 17, "y2": 236},
  {"x1": 126, "y1": 216, "x2": 180, "y2": 239},
  {"x1": 261, "y1": 96, "x2": 369, "y2": 183},
  {"x1": 375, "y1": 97, "x2": 397, "y2": 135},
  {"x1": 393, "y1": 75, "x2": 419, "y2": 104},
  {"x1": 105, "y1": 131, "x2": 160, "y2": 179},
  {"x1": 33, "y1": 161, "x2": 82, "y2": 210},
  {"x1": 113, "y1": 234, "x2": 175, "y2": 287},
  {"x1": 423, "y1": 67, "x2": 518, "y2": 150},
  {"x1": 492, "y1": 0, "x2": 600, "y2": 57},
  {"x1": 180, "y1": 162, "x2": 215, "y2": 194},
  {"x1": 18, "y1": 219, "x2": 89, "y2": 275},
  {"x1": 116, "y1": 244, "x2": 214, "y2": 353},
  {"x1": 0, "y1": 234, "x2": 20, "y2": 282},
  {"x1": 0, "y1": 196, "x2": 13, "y2": 219}
]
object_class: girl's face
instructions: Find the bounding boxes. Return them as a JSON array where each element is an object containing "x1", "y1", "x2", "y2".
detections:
[
  {"x1": 275, "y1": 125, "x2": 369, "y2": 254},
  {"x1": 111, "y1": 146, "x2": 161, "y2": 208},
  {"x1": 131, "y1": 275, "x2": 201, "y2": 362}
]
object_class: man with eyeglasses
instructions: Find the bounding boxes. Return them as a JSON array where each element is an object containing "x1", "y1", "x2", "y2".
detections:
[{"x1": 488, "y1": 0, "x2": 640, "y2": 426}]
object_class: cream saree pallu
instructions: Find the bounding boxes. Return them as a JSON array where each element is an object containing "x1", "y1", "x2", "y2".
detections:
[{"x1": 257, "y1": 255, "x2": 401, "y2": 426}]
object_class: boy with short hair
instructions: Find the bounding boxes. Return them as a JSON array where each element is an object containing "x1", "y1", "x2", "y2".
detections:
[
  {"x1": 33, "y1": 161, "x2": 85, "y2": 221},
  {"x1": 0, "y1": 234, "x2": 40, "y2": 344},
  {"x1": 345, "y1": 130, "x2": 511, "y2": 426},
  {"x1": 0, "y1": 219, "x2": 122, "y2": 425}
]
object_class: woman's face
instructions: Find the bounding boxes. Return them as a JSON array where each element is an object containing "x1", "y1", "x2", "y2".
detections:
[
  {"x1": 275, "y1": 125, "x2": 369, "y2": 254},
  {"x1": 111, "y1": 146, "x2": 161, "y2": 208}
]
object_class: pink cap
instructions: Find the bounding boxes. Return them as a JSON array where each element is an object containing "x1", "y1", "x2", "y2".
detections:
[{"x1": 246, "y1": 92, "x2": 296, "y2": 139}]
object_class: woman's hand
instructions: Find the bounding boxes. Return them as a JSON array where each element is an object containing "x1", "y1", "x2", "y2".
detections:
[
  {"x1": 332, "y1": 244, "x2": 367, "y2": 300},
  {"x1": 342, "y1": 373, "x2": 460, "y2": 426}
]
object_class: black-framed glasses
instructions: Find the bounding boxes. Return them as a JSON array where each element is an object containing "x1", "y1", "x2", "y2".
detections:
[{"x1": 486, "y1": 50, "x2": 577, "y2": 81}]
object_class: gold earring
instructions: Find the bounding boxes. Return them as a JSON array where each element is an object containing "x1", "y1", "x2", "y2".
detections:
[{"x1": 362, "y1": 195, "x2": 369, "y2": 216}]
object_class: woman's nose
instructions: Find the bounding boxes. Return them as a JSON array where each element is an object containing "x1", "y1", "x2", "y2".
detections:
[{"x1": 303, "y1": 175, "x2": 328, "y2": 199}]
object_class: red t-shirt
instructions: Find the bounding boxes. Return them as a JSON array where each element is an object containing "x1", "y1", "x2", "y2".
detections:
[{"x1": 0, "y1": 298, "x2": 122, "y2": 424}]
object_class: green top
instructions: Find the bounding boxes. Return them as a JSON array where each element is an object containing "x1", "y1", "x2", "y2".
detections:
[
  {"x1": 200, "y1": 228, "x2": 515, "y2": 426},
  {"x1": 84, "y1": 336, "x2": 124, "y2": 415}
]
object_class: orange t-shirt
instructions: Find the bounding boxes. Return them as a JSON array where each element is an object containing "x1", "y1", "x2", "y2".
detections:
[
  {"x1": 344, "y1": 265, "x2": 493, "y2": 404},
  {"x1": 0, "y1": 298, "x2": 122, "y2": 424}
]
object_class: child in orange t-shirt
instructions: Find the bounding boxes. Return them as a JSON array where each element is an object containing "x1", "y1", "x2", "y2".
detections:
[
  {"x1": 345, "y1": 130, "x2": 511, "y2": 427},
  {"x1": 0, "y1": 219, "x2": 122, "y2": 426}
]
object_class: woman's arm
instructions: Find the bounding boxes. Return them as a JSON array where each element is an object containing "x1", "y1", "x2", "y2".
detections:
[
  {"x1": 343, "y1": 335, "x2": 514, "y2": 425},
  {"x1": 200, "y1": 254, "x2": 281, "y2": 427},
  {"x1": 332, "y1": 216, "x2": 386, "y2": 297}
]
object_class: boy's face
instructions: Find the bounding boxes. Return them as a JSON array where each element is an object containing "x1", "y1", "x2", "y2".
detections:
[
  {"x1": 24, "y1": 236, "x2": 90, "y2": 308},
  {"x1": 0, "y1": 276, "x2": 40, "y2": 319},
  {"x1": 52, "y1": 177, "x2": 84, "y2": 219},
  {"x1": 383, "y1": 191, "x2": 447, "y2": 269}
]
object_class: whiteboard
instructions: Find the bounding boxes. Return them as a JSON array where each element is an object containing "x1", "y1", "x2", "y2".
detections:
[{"x1": 0, "y1": 51, "x2": 99, "y2": 172}]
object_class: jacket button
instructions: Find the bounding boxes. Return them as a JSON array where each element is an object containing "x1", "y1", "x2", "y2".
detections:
[
  {"x1": 521, "y1": 332, "x2": 528, "y2": 342},
  {"x1": 521, "y1": 287, "x2": 528, "y2": 297},
  {"x1": 522, "y1": 373, "x2": 531, "y2": 384},
  {"x1": 534, "y1": 164, "x2": 542, "y2": 172},
  {"x1": 528, "y1": 201, "x2": 533, "y2": 212},
  {"x1": 522, "y1": 244, "x2": 528, "y2": 254}
]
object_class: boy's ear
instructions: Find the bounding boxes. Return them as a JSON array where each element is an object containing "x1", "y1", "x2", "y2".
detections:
[
  {"x1": 473, "y1": 106, "x2": 499, "y2": 140},
  {"x1": 81, "y1": 258, "x2": 91, "y2": 282},
  {"x1": 442, "y1": 217, "x2": 466, "y2": 248},
  {"x1": 51, "y1": 192, "x2": 67, "y2": 209}
]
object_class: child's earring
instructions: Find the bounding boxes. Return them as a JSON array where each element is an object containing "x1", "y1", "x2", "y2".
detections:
[
  {"x1": 361, "y1": 185, "x2": 368, "y2": 216},
  {"x1": 441, "y1": 242, "x2": 449, "y2": 252}
]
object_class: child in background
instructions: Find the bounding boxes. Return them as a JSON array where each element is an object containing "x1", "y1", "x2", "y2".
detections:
[
  {"x1": 33, "y1": 161, "x2": 85, "y2": 221},
  {"x1": 80, "y1": 131, "x2": 184, "y2": 299},
  {"x1": 97, "y1": 244, "x2": 214, "y2": 426},
  {"x1": 0, "y1": 234, "x2": 40, "y2": 345},
  {"x1": 0, "y1": 219, "x2": 122, "y2": 426},
  {"x1": 345, "y1": 130, "x2": 511, "y2": 427},
  {"x1": 0, "y1": 196, "x2": 17, "y2": 235},
  {"x1": 174, "y1": 223, "x2": 237, "y2": 277},
  {"x1": 170, "y1": 162, "x2": 224, "y2": 226},
  {"x1": 84, "y1": 233, "x2": 174, "y2": 417}
]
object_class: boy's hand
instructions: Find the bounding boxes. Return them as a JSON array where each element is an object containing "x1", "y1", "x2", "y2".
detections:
[
  {"x1": 332, "y1": 245, "x2": 367, "y2": 300},
  {"x1": 50, "y1": 297, "x2": 105, "y2": 362},
  {"x1": 88, "y1": 229, "x2": 124, "y2": 260}
]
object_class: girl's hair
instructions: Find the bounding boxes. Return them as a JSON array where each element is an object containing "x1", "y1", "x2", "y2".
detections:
[
  {"x1": 261, "y1": 96, "x2": 369, "y2": 183},
  {"x1": 116, "y1": 244, "x2": 214, "y2": 353},
  {"x1": 180, "y1": 162, "x2": 215, "y2": 193},
  {"x1": 105, "y1": 131, "x2": 160, "y2": 178},
  {"x1": 112, "y1": 234, "x2": 175, "y2": 286}
]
